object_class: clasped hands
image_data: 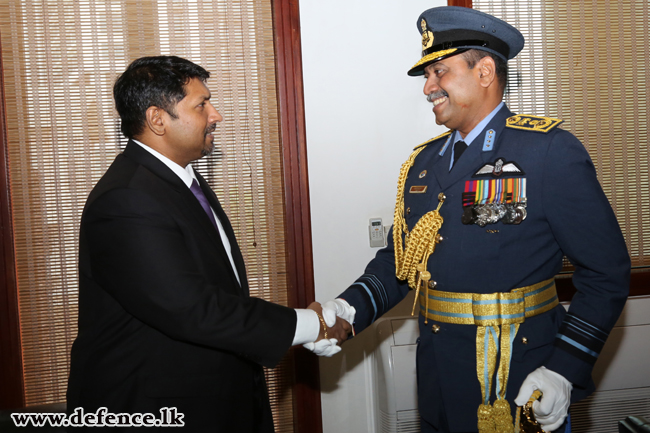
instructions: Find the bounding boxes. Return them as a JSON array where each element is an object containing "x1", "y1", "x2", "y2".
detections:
[{"x1": 303, "y1": 299, "x2": 355, "y2": 357}]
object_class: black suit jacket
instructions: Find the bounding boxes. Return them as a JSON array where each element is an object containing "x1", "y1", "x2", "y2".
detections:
[{"x1": 67, "y1": 141, "x2": 297, "y2": 431}]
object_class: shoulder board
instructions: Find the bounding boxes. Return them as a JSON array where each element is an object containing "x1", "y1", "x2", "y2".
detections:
[
  {"x1": 506, "y1": 114, "x2": 563, "y2": 133},
  {"x1": 413, "y1": 130, "x2": 452, "y2": 150}
]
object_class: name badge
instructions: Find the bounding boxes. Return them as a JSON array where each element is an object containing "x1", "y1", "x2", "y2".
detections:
[{"x1": 409, "y1": 185, "x2": 428, "y2": 194}]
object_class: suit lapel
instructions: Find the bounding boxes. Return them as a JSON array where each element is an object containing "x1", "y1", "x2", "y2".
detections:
[
  {"x1": 122, "y1": 141, "x2": 245, "y2": 290},
  {"x1": 180, "y1": 182, "x2": 229, "y2": 254},
  {"x1": 123, "y1": 143, "x2": 225, "y2": 248},
  {"x1": 195, "y1": 173, "x2": 249, "y2": 293},
  {"x1": 431, "y1": 135, "x2": 454, "y2": 190}
]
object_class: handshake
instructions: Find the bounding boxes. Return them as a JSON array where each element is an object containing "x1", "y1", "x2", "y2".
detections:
[{"x1": 304, "y1": 299, "x2": 356, "y2": 357}]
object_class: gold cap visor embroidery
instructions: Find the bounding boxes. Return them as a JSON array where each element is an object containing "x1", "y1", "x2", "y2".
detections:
[{"x1": 408, "y1": 48, "x2": 459, "y2": 75}]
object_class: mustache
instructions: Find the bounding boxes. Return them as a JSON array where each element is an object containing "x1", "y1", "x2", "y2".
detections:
[
  {"x1": 426, "y1": 90, "x2": 448, "y2": 103},
  {"x1": 205, "y1": 124, "x2": 217, "y2": 135}
]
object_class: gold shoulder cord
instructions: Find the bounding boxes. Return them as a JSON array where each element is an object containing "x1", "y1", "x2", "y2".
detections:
[{"x1": 392, "y1": 146, "x2": 445, "y2": 319}]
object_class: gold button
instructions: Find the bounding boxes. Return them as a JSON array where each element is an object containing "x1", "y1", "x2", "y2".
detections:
[
  {"x1": 428, "y1": 280, "x2": 437, "y2": 289},
  {"x1": 522, "y1": 337, "x2": 528, "y2": 345},
  {"x1": 432, "y1": 324, "x2": 440, "y2": 334},
  {"x1": 435, "y1": 234, "x2": 443, "y2": 243},
  {"x1": 407, "y1": 207, "x2": 411, "y2": 214},
  {"x1": 438, "y1": 192, "x2": 446, "y2": 202}
]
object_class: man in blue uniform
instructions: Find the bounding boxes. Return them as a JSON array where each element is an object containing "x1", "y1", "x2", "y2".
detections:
[{"x1": 312, "y1": 6, "x2": 630, "y2": 433}]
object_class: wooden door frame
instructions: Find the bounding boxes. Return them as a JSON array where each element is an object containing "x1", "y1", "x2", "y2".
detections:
[
  {"x1": 0, "y1": 32, "x2": 25, "y2": 410},
  {"x1": 271, "y1": 0, "x2": 322, "y2": 431}
]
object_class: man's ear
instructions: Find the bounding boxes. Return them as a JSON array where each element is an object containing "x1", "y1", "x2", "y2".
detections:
[
  {"x1": 477, "y1": 56, "x2": 497, "y2": 88},
  {"x1": 145, "y1": 106, "x2": 166, "y2": 136}
]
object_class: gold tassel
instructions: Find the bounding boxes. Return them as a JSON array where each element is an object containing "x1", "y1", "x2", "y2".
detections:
[
  {"x1": 478, "y1": 403, "x2": 496, "y2": 433},
  {"x1": 411, "y1": 264, "x2": 428, "y2": 317},
  {"x1": 420, "y1": 270, "x2": 430, "y2": 323},
  {"x1": 493, "y1": 398, "x2": 515, "y2": 433}
]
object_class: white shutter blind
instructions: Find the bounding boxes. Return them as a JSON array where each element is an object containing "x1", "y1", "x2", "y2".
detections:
[{"x1": 474, "y1": 0, "x2": 649, "y2": 271}]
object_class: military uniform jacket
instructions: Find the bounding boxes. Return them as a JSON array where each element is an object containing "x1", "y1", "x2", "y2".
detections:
[{"x1": 338, "y1": 105, "x2": 630, "y2": 431}]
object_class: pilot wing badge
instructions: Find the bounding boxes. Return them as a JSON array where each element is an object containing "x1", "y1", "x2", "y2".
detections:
[{"x1": 473, "y1": 158, "x2": 524, "y2": 177}]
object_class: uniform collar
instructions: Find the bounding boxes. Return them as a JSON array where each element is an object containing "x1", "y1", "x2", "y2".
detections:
[{"x1": 453, "y1": 101, "x2": 504, "y2": 146}]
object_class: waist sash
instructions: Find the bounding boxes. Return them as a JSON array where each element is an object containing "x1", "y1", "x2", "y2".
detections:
[{"x1": 418, "y1": 278, "x2": 558, "y2": 326}]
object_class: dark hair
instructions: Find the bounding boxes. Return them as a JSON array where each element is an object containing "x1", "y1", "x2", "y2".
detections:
[
  {"x1": 113, "y1": 56, "x2": 210, "y2": 138},
  {"x1": 461, "y1": 49, "x2": 508, "y2": 94}
]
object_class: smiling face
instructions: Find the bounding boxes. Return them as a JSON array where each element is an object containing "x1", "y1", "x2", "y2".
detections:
[
  {"x1": 162, "y1": 78, "x2": 223, "y2": 166},
  {"x1": 423, "y1": 54, "x2": 488, "y2": 137}
]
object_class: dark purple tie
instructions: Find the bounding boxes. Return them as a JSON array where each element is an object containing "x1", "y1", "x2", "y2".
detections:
[{"x1": 190, "y1": 179, "x2": 218, "y2": 229}]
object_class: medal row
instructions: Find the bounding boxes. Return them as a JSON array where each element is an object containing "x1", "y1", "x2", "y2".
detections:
[{"x1": 462, "y1": 178, "x2": 528, "y2": 226}]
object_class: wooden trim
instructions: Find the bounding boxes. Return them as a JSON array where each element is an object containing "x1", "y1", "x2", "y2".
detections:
[
  {"x1": 448, "y1": 0, "x2": 472, "y2": 7},
  {"x1": 271, "y1": 1, "x2": 322, "y2": 433},
  {"x1": 0, "y1": 35, "x2": 26, "y2": 410},
  {"x1": 628, "y1": 271, "x2": 650, "y2": 297},
  {"x1": 557, "y1": 269, "x2": 650, "y2": 302}
]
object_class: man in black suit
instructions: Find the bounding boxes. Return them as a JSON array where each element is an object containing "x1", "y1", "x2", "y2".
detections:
[{"x1": 67, "y1": 56, "x2": 348, "y2": 431}]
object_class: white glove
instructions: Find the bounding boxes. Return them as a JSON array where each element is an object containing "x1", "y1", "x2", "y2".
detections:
[
  {"x1": 302, "y1": 338, "x2": 341, "y2": 357},
  {"x1": 321, "y1": 298, "x2": 356, "y2": 329},
  {"x1": 515, "y1": 366, "x2": 573, "y2": 432}
]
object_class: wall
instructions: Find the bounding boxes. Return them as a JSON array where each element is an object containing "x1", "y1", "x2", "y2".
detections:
[{"x1": 299, "y1": 1, "x2": 446, "y2": 432}]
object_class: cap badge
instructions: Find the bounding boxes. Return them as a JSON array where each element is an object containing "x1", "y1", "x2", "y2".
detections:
[{"x1": 421, "y1": 18, "x2": 434, "y2": 52}]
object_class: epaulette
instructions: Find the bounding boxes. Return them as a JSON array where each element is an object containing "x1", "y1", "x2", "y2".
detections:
[
  {"x1": 506, "y1": 114, "x2": 563, "y2": 133},
  {"x1": 413, "y1": 130, "x2": 452, "y2": 150}
]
